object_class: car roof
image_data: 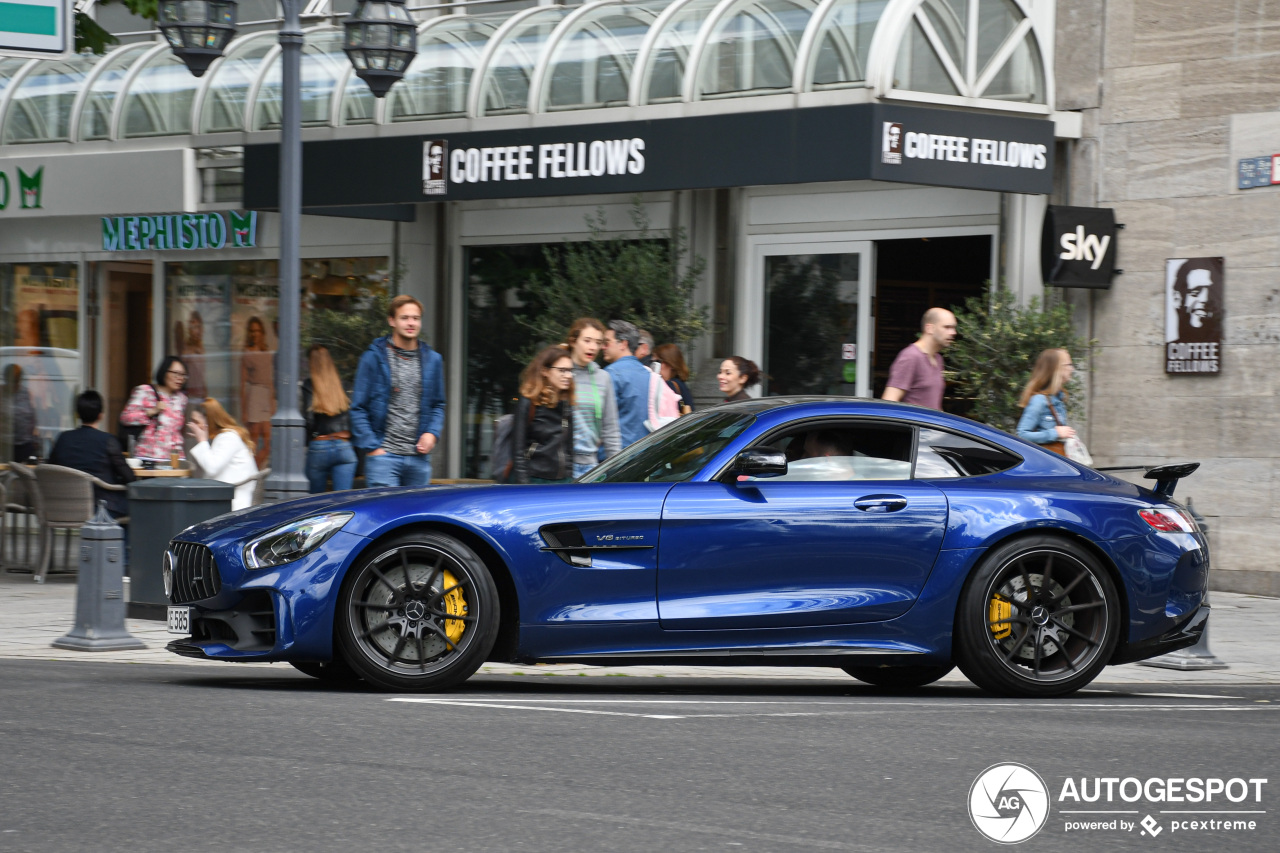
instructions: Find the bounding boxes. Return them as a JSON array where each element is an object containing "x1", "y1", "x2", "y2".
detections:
[{"x1": 718, "y1": 395, "x2": 965, "y2": 420}]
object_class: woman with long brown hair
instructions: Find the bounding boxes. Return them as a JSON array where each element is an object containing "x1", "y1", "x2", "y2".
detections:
[
  {"x1": 511, "y1": 346, "x2": 575, "y2": 484},
  {"x1": 187, "y1": 398, "x2": 259, "y2": 509},
  {"x1": 302, "y1": 345, "x2": 357, "y2": 492},
  {"x1": 1016, "y1": 348, "x2": 1076, "y2": 454},
  {"x1": 652, "y1": 343, "x2": 694, "y2": 413}
]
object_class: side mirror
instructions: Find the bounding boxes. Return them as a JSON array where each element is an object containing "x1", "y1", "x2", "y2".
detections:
[{"x1": 733, "y1": 447, "x2": 787, "y2": 479}]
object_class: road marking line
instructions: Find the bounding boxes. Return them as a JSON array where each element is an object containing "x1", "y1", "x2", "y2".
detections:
[
  {"x1": 389, "y1": 698, "x2": 686, "y2": 719},
  {"x1": 397, "y1": 696, "x2": 1274, "y2": 711},
  {"x1": 519, "y1": 808, "x2": 868, "y2": 851},
  {"x1": 1085, "y1": 690, "x2": 1245, "y2": 700}
]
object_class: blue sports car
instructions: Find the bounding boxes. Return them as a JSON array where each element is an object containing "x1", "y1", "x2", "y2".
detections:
[{"x1": 164, "y1": 398, "x2": 1208, "y2": 697}]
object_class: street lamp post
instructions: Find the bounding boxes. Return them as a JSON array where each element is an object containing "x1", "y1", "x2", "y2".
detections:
[{"x1": 159, "y1": 0, "x2": 416, "y2": 503}]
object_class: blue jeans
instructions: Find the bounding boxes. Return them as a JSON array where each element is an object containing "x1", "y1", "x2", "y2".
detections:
[
  {"x1": 573, "y1": 461, "x2": 596, "y2": 478},
  {"x1": 307, "y1": 439, "x2": 358, "y2": 493},
  {"x1": 364, "y1": 451, "x2": 432, "y2": 488}
]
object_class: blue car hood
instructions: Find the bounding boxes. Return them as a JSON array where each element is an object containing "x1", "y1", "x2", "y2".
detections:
[{"x1": 177, "y1": 484, "x2": 493, "y2": 542}]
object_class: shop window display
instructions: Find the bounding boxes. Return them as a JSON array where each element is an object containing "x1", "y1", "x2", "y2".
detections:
[
  {"x1": 0, "y1": 263, "x2": 81, "y2": 462},
  {"x1": 166, "y1": 258, "x2": 388, "y2": 464}
]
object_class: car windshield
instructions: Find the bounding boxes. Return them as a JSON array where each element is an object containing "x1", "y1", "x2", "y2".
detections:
[{"x1": 580, "y1": 410, "x2": 755, "y2": 483}]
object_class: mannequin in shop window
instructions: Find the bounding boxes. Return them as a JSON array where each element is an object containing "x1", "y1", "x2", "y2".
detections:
[{"x1": 240, "y1": 316, "x2": 275, "y2": 469}]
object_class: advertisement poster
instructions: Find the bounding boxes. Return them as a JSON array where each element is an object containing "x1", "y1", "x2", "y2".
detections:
[
  {"x1": 1165, "y1": 257, "x2": 1224, "y2": 374},
  {"x1": 169, "y1": 274, "x2": 232, "y2": 404},
  {"x1": 13, "y1": 263, "x2": 78, "y2": 349},
  {"x1": 231, "y1": 275, "x2": 278, "y2": 466}
]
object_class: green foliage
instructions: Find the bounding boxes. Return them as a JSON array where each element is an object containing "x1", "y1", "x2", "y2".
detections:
[
  {"x1": 947, "y1": 287, "x2": 1094, "y2": 433},
  {"x1": 517, "y1": 200, "x2": 708, "y2": 358},
  {"x1": 301, "y1": 289, "x2": 391, "y2": 382},
  {"x1": 76, "y1": 1, "x2": 159, "y2": 55}
]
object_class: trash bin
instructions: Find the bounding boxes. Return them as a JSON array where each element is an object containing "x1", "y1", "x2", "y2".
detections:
[{"x1": 127, "y1": 479, "x2": 234, "y2": 620}]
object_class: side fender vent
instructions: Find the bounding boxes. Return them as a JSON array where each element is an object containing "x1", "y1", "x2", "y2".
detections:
[{"x1": 540, "y1": 524, "x2": 592, "y2": 567}]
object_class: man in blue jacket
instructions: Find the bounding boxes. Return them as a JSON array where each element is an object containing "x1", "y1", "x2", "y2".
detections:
[
  {"x1": 350, "y1": 295, "x2": 446, "y2": 487},
  {"x1": 603, "y1": 319, "x2": 653, "y2": 447}
]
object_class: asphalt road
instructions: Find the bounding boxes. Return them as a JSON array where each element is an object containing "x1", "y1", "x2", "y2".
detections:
[{"x1": 1, "y1": 660, "x2": 1277, "y2": 853}]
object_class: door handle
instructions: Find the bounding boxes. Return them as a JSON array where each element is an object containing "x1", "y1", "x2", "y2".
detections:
[{"x1": 854, "y1": 496, "x2": 907, "y2": 513}]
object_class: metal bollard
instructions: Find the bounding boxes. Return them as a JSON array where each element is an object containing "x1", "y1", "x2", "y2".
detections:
[
  {"x1": 1138, "y1": 497, "x2": 1227, "y2": 671},
  {"x1": 52, "y1": 502, "x2": 146, "y2": 652}
]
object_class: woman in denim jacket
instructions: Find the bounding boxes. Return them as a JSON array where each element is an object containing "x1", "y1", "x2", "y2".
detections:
[{"x1": 1016, "y1": 348, "x2": 1076, "y2": 453}]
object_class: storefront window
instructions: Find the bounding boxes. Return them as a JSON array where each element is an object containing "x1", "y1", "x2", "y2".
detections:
[
  {"x1": 166, "y1": 257, "x2": 388, "y2": 465},
  {"x1": 0, "y1": 263, "x2": 81, "y2": 462},
  {"x1": 764, "y1": 254, "x2": 861, "y2": 396},
  {"x1": 464, "y1": 244, "x2": 553, "y2": 479}
]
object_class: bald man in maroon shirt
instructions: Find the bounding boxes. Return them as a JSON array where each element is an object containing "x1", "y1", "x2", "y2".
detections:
[{"x1": 882, "y1": 307, "x2": 957, "y2": 410}]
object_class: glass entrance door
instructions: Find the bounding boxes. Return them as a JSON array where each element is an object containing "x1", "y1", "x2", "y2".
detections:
[{"x1": 758, "y1": 242, "x2": 873, "y2": 398}]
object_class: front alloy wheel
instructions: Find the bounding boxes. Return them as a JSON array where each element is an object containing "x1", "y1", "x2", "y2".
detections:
[
  {"x1": 956, "y1": 536, "x2": 1120, "y2": 697},
  {"x1": 336, "y1": 532, "x2": 499, "y2": 691}
]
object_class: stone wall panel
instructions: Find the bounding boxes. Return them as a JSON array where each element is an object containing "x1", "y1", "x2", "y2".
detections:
[
  {"x1": 1131, "y1": 0, "x2": 1237, "y2": 64},
  {"x1": 1102, "y1": 63, "x2": 1182, "y2": 124}
]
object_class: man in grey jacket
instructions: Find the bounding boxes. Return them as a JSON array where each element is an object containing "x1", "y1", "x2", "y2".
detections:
[{"x1": 565, "y1": 318, "x2": 621, "y2": 477}]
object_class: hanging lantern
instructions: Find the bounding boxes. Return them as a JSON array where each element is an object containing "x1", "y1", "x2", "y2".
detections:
[
  {"x1": 157, "y1": 0, "x2": 239, "y2": 78},
  {"x1": 343, "y1": 0, "x2": 418, "y2": 98}
]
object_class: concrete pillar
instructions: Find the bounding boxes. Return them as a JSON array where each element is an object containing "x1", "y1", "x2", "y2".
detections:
[{"x1": 1003, "y1": 193, "x2": 1048, "y2": 306}]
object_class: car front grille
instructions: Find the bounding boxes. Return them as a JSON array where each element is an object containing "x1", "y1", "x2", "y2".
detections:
[{"x1": 169, "y1": 541, "x2": 222, "y2": 604}]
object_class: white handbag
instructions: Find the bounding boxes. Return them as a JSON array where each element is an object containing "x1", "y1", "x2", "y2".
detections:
[{"x1": 1064, "y1": 436, "x2": 1093, "y2": 466}]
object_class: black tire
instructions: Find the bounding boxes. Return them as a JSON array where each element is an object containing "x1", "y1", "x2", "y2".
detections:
[
  {"x1": 336, "y1": 531, "x2": 500, "y2": 692},
  {"x1": 955, "y1": 535, "x2": 1120, "y2": 698},
  {"x1": 842, "y1": 664, "x2": 955, "y2": 689},
  {"x1": 290, "y1": 657, "x2": 363, "y2": 684}
]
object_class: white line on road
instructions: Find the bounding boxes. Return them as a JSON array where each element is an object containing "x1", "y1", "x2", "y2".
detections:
[
  {"x1": 1085, "y1": 690, "x2": 1246, "y2": 700},
  {"x1": 388, "y1": 698, "x2": 686, "y2": 718}
]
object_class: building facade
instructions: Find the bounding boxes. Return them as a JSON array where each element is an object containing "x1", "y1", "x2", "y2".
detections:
[
  {"x1": 22, "y1": 2, "x2": 1277, "y2": 594},
  {"x1": 1057, "y1": 0, "x2": 1280, "y2": 594}
]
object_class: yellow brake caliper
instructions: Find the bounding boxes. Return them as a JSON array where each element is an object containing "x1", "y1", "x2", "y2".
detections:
[
  {"x1": 989, "y1": 594, "x2": 1012, "y2": 640},
  {"x1": 440, "y1": 569, "x2": 468, "y2": 644}
]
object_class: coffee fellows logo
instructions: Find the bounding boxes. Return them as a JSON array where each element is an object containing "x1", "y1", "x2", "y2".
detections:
[{"x1": 0, "y1": 166, "x2": 44, "y2": 211}]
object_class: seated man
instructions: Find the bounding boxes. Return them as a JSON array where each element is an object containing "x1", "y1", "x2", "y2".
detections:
[{"x1": 49, "y1": 390, "x2": 136, "y2": 518}]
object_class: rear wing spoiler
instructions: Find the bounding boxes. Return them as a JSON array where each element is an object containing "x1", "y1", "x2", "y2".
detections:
[{"x1": 1095, "y1": 462, "x2": 1200, "y2": 498}]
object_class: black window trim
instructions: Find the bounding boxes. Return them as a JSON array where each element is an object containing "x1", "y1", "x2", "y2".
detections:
[{"x1": 710, "y1": 414, "x2": 1023, "y2": 483}]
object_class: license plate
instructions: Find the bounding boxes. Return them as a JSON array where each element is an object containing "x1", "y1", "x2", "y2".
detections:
[{"x1": 167, "y1": 606, "x2": 192, "y2": 635}]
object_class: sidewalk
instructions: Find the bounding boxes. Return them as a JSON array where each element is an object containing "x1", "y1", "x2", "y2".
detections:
[{"x1": 3, "y1": 570, "x2": 1277, "y2": 686}]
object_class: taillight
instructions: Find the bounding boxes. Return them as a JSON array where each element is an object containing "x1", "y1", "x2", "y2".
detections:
[{"x1": 1139, "y1": 508, "x2": 1195, "y2": 533}]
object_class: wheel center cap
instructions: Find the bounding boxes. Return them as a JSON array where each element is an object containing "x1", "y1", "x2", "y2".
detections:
[
  {"x1": 1030, "y1": 605, "x2": 1050, "y2": 626},
  {"x1": 405, "y1": 600, "x2": 426, "y2": 621}
]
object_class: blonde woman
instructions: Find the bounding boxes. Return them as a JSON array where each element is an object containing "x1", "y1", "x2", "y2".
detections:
[
  {"x1": 302, "y1": 345, "x2": 356, "y2": 492},
  {"x1": 1016, "y1": 348, "x2": 1076, "y2": 455},
  {"x1": 188, "y1": 398, "x2": 259, "y2": 510}
]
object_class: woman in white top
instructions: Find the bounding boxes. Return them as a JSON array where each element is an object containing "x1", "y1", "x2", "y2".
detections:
[{"x1": 187, "y1": 398, "x2": 259, "y2": 510}]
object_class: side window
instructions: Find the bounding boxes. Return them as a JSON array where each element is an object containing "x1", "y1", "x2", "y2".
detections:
[
  {"x1": 914, "y1": 428, "x2": 1021, "y2": 479},
  {"x1": 750, "y1": 423, "x2": 914, "y2": 482}
]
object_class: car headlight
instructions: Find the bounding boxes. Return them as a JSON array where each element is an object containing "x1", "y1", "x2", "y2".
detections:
[{"x1": 243, "y1": 512, "x2": 354, "y2": 570}]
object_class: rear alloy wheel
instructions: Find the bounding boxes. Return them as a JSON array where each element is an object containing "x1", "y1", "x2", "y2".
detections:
[
  {"x1": 842, "y1": 664, "x2": 955, "y2": 689},
  {"x1": 955, "y1": 535, "x2": 1120, "y2": 698},
  {"x1": 336, "y1": 532, "x2": 500, "y2": 691}
]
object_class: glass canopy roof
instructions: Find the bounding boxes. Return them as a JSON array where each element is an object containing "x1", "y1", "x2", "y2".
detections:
[{"x1": 0, "y1": 0, "x2": 1049, "y2": 146}]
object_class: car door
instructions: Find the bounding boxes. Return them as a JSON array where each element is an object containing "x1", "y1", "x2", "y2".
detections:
[{"x1": 656, "y1": 420, "x2": 948, "y2": 630}]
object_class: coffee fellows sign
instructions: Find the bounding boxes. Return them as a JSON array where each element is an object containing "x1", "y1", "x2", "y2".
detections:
[
  {"x1": 102, "y1": 211, "x2": 258, "y2": 252},
  {"x1": 1165, "y1": 257, "x2": 1223, "y2": 375}
]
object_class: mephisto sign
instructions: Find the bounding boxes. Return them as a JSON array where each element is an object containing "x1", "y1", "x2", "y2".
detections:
[{"x1": 246, "y1": 103, "x2": 1054, "y2": 209}]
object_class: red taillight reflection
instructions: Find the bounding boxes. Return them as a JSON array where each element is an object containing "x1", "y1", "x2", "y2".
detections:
[{"x1": 1139, "y1": 508, "x2": 1186, "y2": 532}]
